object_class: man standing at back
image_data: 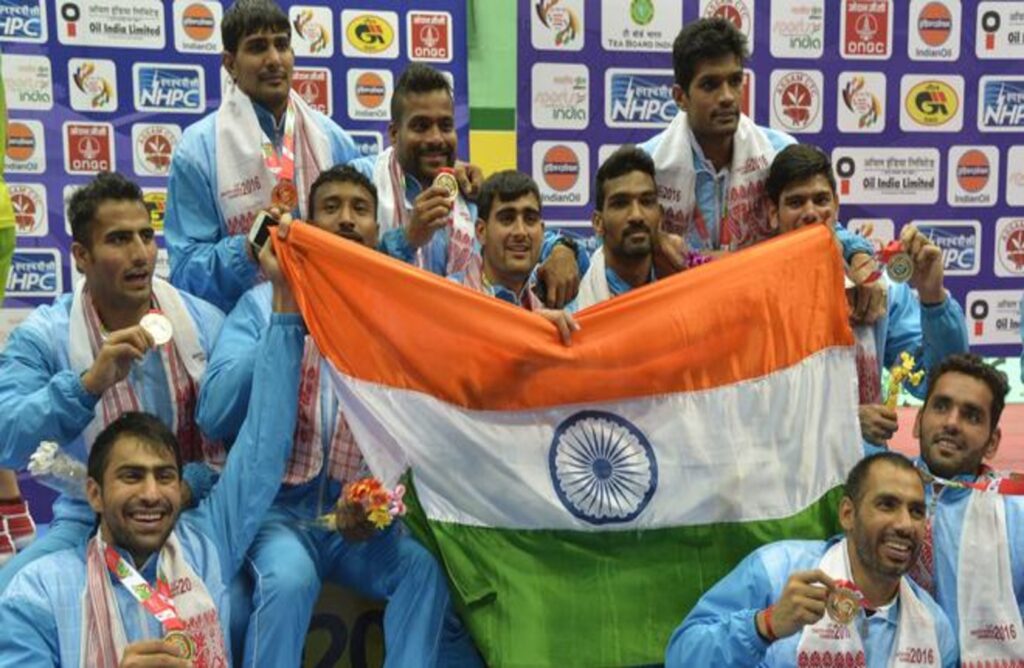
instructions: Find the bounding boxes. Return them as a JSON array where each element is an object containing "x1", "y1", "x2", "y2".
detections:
[
  {"x1": 640, "y1": 19, "x2": 874, "y2": 274},
  {"x1": 165, "y1": 0, "x2": 359, "y2": 312}
]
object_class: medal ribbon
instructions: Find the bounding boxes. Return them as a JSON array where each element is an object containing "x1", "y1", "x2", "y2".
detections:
[
  {"x1": 103, "y1": 545, "x2": 186, "y2": 633},
  {"x1": 261, "y1": 99, "x2": 296, "y2": 183}
]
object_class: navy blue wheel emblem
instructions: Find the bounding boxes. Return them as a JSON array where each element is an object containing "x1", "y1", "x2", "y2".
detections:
[{"x1": 549, "y1": 410, "x2": 658, "y2": 525}]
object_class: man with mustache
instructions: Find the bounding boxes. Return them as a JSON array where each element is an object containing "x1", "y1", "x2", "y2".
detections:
[
  {"x1": 574, "y1": 146, "x2": 708, "y2": 310},
  {"x1": 450, "y1": 170, "x2": 579, "y2": 346},
  {"x1": 908, "y1": 353, "x2": 1024, "y2": 663},
  {"x1": 666, "y1": 452, "x2": 957, "y2": 667},
  {"x1": 197, "y1": 166, "x2": 477, "y2": 667},
  {"x1": 352, "y1": 64, "x2": 589, "y2": 309},
  {"x1": 0, "y1": 226, "x2": 306, "y2": 667},
  {"x1": 763, "y1": 144, "x2": 968, "y2": 447},
  {"x1": 0, "y1": 173, "x2": 225, "y2": 592},
  {"x1": 641, "y1": 18, "x2": 882, "y2": 321},
  {"x1": 165, "y1": 0, "x2": 360, "y2": 312}
]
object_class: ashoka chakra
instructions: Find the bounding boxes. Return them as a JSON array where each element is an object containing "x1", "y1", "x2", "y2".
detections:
[{"x1": 549, "y1": 410, "x2": 658, "y2": 525}]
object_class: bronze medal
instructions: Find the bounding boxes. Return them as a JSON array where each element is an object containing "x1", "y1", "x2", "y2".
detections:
[
  {"x1": 271, "y1": 179, "x2": 299, "y2": 210},
  {"x1": 826, "y1": 585, "x2": 862, "y2": 625},
  {"x1": 164, "y1": 630, "x2": 195, "y2": 659}
]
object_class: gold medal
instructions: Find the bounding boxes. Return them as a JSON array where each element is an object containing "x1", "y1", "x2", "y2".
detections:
[
  {"x1": 164, "y1": 630, "x2": 195, "y2": 659},
  {"x1": 432, "y1": 167, "x2": 459, "y2": 201},
  {"x1": 826, "y1": 583, "x2": 863, "y2": 625},
  {"x1": 271, "y1": 179, "x2": 299, "y2": 210}
]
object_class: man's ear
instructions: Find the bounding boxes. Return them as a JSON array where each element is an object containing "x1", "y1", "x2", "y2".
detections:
[
  {"x1": 839, "y1": 495, "x2": 855, "y2": 533},
  {"x1": 86, "y1": 477, "x2": 103, "y2": 514},
  {"x1": 766, "y1": 198, "x2": 779, "y2": 232},
  {"x1": 984, "y1": 427, "x2": 1002, "y2": 461},
  {"x1": 475, "y1": 218, "x2": 486, "y2": 246},
  {"x1": 672, "y1": 83, "x2": 689, "y2": 112},
  {"x1": 388, "y1": 121, "x2": 398, "y2": 148},
  {"x1": 70, "y1": 241, "x2": 90, "y2": 274},
  {"x1": 592, "y1": 211, "x2": 604, "y2": 238},
  {"x1": 222, "y1": 51, "x2": 236, "y2": 81}
]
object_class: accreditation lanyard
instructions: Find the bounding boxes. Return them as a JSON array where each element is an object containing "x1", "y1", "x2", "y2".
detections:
[{"x1": 103, "y1": 545, "x2": 186, "y2": 633}]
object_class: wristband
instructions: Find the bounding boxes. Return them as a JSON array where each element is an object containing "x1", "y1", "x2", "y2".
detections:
[
  {"x1": 552, "y1": 235, "x2": 579, "y2": 256},
  {"x1": 761, "y1": 605, "x2": 778, "y2": 643}
]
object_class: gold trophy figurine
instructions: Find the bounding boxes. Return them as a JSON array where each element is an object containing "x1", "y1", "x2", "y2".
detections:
[{"x1": 885, "y1": 351, "x2": 925, "y2": 410}]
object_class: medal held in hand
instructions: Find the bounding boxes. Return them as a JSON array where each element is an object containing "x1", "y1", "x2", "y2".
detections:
[
  {"x1": 879, "y1": 240, "x2": 913, "y2": 284},
  {"x1": 433, "y1": 167, "x2": 459, "y2": 201},
  {"x1": 163, "y1": 630, "x2": 195, "y2": 660},
  {"x1": 826, "y1": 579, "x2": 865, "y2": 625},
  {"x1": 271, "y1": 179, "x2": 299, "y2": 211},
  {"x1": 140, "y1": 310, "x2": 173, "y2": 346}
]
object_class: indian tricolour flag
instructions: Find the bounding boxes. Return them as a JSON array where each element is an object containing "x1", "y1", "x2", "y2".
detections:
[{"x1": 276, "y1": 224, "x2": 862, "y2": 667}]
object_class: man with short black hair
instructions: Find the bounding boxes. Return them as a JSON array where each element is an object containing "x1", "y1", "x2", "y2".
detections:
[
  {"x1": 640, "y1": 19, "x2": 875, "y2": 290},
  {"x1": 0, "y1": 234, "x2": 304, "y2": 666},
  {"x1": 166, "y1": 0, "x2": 359, "y2": 312},
  {"x1": 353, "y1": 63, "x2": 588, "y2": 308},
  {"x1": 666, "y1": 451, "x2": 957, "y2": 667},
  {"x1": 0, "y1": 173, "x2": 225, "y2": 593},
  {"x1": 450, "y1": 170, "x2": 579, "y2": 345},
  {"x1": 198, "y1": 170, "x2": 474, "y2": 667},
  {"x1": 908, "y1": 353, "x2": 1024, "y2": 663},
  {"x1": 764, "y1": 144, "x2": 968, "y2": 447}
]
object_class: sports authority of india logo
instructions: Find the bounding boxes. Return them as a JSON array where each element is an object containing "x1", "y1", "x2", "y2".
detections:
[
  {"x1": 293, "y1": 9, "x2": 328, "y2": 53},
  {"x1": 72, "y1": 62, "x2": 112, "y2": 108},
  {"x1": 631, "y1": 0, "x2": 654, "y2": 26},
  {"x1": 774, "y1": 72, "x2": 819, "y2": 130},
  {"x1": 907, "y1": 80, "x2": 958, "y2": 126},
  {"x1": 542, "y1": 145, "x2": 580, "y2": 192},
  {"x1": 535, "y1": 0, "x2": 579, "y2": 47},
  {"x1": 346, "y1": 14, "x2": 393, "y2": 54},
  {"x1": 549, "y1": 410, "x2": 658, "y2": 525},
  {"x1": 917, "y1": 2, "x2": 952, "y2": 46},
  {"x1": 999, "y1": 219, "x2": 1024, "y2": 274},
  {"x1": 957, "y1": 150, "x2": 990, "y2": 193},
  {"x1": 842, "y1": 76, "x2": 881, "y2": 128}
]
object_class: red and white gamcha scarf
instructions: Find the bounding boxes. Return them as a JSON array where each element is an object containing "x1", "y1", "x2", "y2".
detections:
[
  {"x1": 81, "y1": 533, "x2": 228, "y2": 668},
  {"x1": 69, "y1": 278, "x2": 224, "y2": 468},
  {"x1": 283, "y1": 336, "x2": 365, "y2": 486}
]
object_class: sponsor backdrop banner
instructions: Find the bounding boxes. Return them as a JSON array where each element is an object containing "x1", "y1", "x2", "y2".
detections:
[
  {"x1": 0, "y1": 0, "x2": 468, "y2": 338},
  {"x1": 519, "y1": 0, "x2": 1023, "y2": 357}
]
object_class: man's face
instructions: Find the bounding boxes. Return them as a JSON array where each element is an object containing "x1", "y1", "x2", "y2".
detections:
[
  {"x1": 674, "y1": 54, "x2": 744, "y2": 141},
  {"x1": 72, "y1": 200, "x2": 157, "y2": 311},
  {"x1": 767, "y1": 174, "x2": 838, "y2": 233},
  {"x1": 389, "y1": 89, "x2": 456, "y2": 184},
  {"x1": 841, "y1": 461, "x2": 926, "y2": 580},
  {"x1": 915, "y1": 371, "x2": 1001, "y2": 479},
  {"x1": 223, "y1": 28, "x2": 294, "y2": 113},
  {"x1": 594, "y1": 171, "x2": 662, "y2": 261},
  {"x1": 310, "y1": 181, "x2": 379, "y2": 249},
  {"x1": 475, "y1": 193, "x2": 544, "y2": 284},
  {"x1": 86, "y1": 437, "x2": 182, "y2": 565}
]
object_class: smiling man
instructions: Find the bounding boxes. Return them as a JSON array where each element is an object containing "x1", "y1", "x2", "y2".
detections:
[
  {"x1": 0, "y1": 231, "x2": 305, "y2": 667},
  {"x1": 0, "y1": 173, "x2": 225, "y2": 593},
  {"x1": 165, "y1": 0, "x2": 359, "y2": 312},
  {"x1": 352, "y1": 63, "x2": 589, "y2": 308},
  {"x1": 666, "y1": 452, "x2": 957, "y2": 668},
  {"x1": 908, "y1": 353, "x2": 1024, "y2": 663}
]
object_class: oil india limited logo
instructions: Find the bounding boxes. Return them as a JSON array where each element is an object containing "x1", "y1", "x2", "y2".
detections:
[
  {"x1": 907, "y1": 79, "x2": 958, "y2": 126},
  {"x1": 535, "y1": 0, "x2": 580, "y2": 46},
  {"x1": 293, "y1": 9, "x2": 328, "y2": 53},
  {"x1": 631, "y1": 0, "x2": 654, "y2": 25},
  {"x1": 72, "y1": 61, "x2": 113, "y2": 109}
]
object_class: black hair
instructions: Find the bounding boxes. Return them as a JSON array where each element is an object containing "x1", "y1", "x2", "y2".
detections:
[
  {"x1": 672, "y1": 18, "x2": 748, "y2": 92},
  {"x1": 87, "y1": 412, "x2": 182, "y2": 488},
  {"x1": 477, "y1": 170, "x2": 542, "y2": 221},
  {"x1": 222, "y1": 0, "x2": 290, "y2": 54},
  {"x1": 594, "y1": 145, "x2": 656, "y2": 211},
  {"x1": 67, "y1": 172, "x2": 145, "y2": 247},
  {"x1": 765, "y1": 144, "x2": 837, "y2": 205},
  {"x1": 923, "y1": 353, "x2": 1010, "y2": 430},
  {"x1": 844, "y1": 451, "x2": 921, "y2": 506},
  {"x1": 308, "y1": 165, "x2": 379, "y2": 219},
  {"x1": 390, "y1": 63, "x2": 453, "y2": 123}
]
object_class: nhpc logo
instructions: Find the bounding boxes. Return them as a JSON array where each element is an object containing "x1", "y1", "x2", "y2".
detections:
[
  {"x1": 605, "y1": 69, "x2": 676, "y2": 128},
  {"x1": 914, "y1": 222, "x2": 980, "y2": 275},
  {"x1": 978, "y1": 76, "x2": 1024, "y2": 131},
  {"x1": 6, "y1": 250, "x2": 61, "y2": 297},
  {"x1": 0, "y1": 0, "x2": 46, "y2": 42},
  {"x1": 133, "y1": 64, "x2": 204, "y2": 113}
]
